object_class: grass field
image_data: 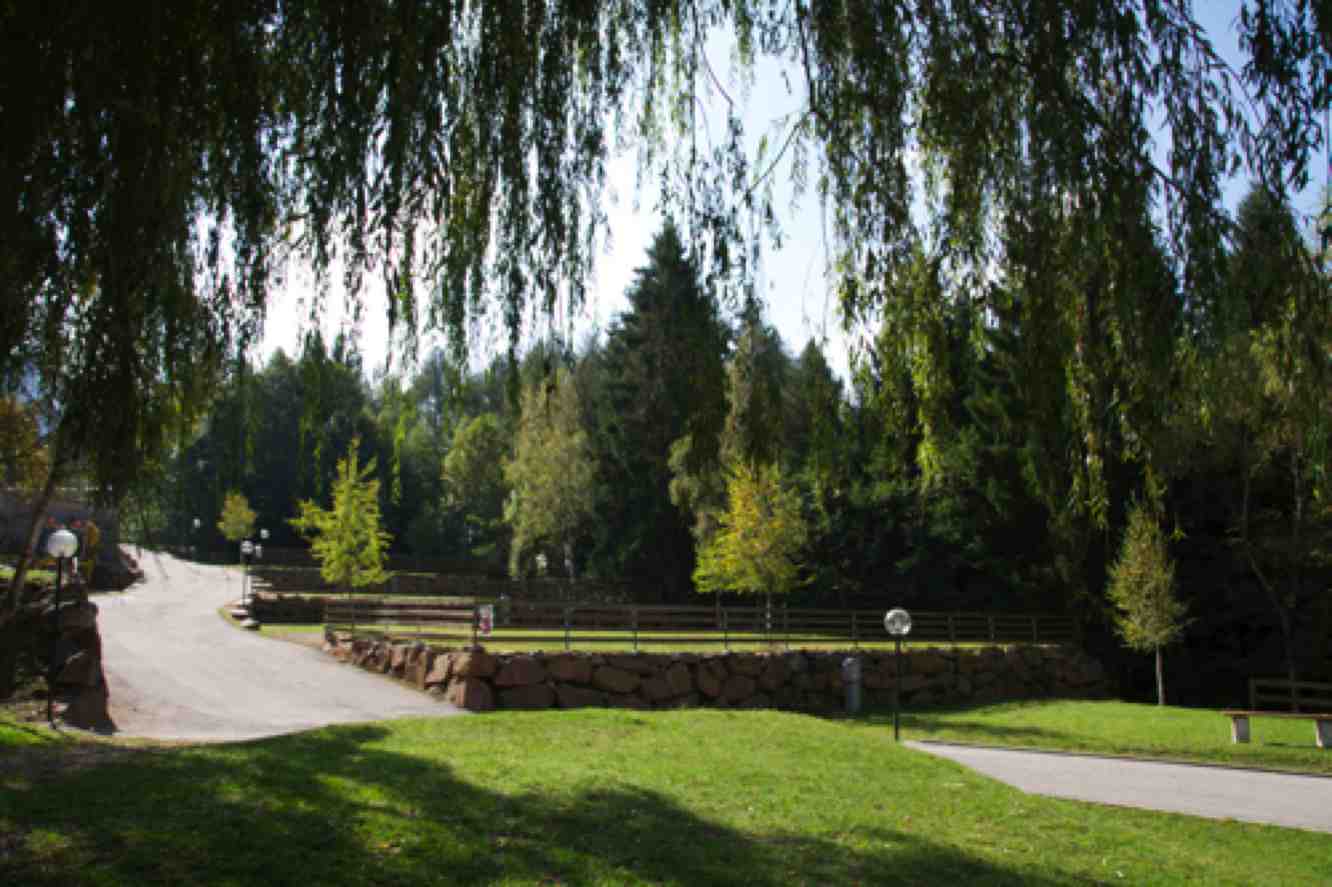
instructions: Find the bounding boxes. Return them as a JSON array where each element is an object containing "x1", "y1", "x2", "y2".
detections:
[
  {"x1": 263, "y1": 620, "x2": 991, "y2": 654},
  {"x1": 881, "y1": 699, "x2": 1332, "y2": 776},
  {"x1": 2, "y1": 707, "x2": 1328, "y2": 886},
  {"x1": 0, "y1": 564, "x2": 58, "y2": 587}
]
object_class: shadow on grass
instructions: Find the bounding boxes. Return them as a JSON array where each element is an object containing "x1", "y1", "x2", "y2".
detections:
[{"x1": 0, "y1": 722, "x2": 1081, "y2": 886}]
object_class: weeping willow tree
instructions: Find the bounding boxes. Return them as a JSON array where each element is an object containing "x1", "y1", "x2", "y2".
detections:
[{"x1": 2, "y1": 2, "x2": 1328, "y2": 682}]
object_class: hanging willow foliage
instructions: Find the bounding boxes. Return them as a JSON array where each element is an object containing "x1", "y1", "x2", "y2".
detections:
[{"x1": 1, "y1": 0, "x2": 1328, "y2": 503}]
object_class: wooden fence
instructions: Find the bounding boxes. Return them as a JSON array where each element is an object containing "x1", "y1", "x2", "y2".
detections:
[
  {"x1": 325, "y1": 599, "x2": 483, "y2": 646},
  {"x1": 1248, "y1": 677, "x2": 1332, "y2": 713},
  {"x1": 325, "y1": 598, "x2": 1075, "y2": 651}
]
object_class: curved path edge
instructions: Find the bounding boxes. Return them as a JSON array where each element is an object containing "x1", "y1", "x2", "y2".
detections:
[{"x1": 906, "y1": 740, "x2": 1332, "y2": 833}]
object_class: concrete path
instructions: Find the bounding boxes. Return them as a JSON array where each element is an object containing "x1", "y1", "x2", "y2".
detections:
[
  {"x1": 907, "y1": 740, "x2": 1332, "y2": 833},
  {"x1": 96, "y1": 549, "x2": 461, "y2": 742}
]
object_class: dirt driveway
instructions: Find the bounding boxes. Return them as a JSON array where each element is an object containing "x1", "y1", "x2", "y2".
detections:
[{"x1": 97, "y1": 549, "x2": 460, "y2": 742}]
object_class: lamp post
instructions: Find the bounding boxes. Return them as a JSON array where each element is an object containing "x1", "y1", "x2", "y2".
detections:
[
  {"x1": 45, "y1": 527, "x2": 79, "y2": 725},
  {"x1": 240, "y1": 539, "x2": 255, "y2": 609},
  {"x1": 884, "y1": 608, "x2": 912, "y2": 742}
]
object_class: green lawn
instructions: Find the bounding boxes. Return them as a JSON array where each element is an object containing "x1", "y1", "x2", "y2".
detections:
[
  {"x1": 273, "y1": 621, "x2": 989, "y2": 653},
  {"x1": 2, "y1": 707, "x2": 1328, "y2": 885},
  {"x1": 878, "y1": 699, "x2": 1332, "y2": 776},
  {"x1": 0, "y1": 564, "x2": 58, "y2": 587}
]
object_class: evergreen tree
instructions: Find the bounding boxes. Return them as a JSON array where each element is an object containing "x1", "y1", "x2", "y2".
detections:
[{"x1": 590, "y1": 222, "x2": 729, "y2": 598}]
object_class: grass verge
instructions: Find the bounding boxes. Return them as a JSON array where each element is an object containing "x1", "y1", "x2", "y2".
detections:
[
  {"x1": 2, "y1": 707, "x2": 1328, "y2": 885},
  {"x1": 873, "y1": 699, "x2": 1332, "y2": 776}
]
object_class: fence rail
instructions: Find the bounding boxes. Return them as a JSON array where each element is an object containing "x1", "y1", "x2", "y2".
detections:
[
  {"x1": 324, "y1": 598, "x2": 1075, "y2": 651},
  {"x1": 1248, "y1": 677, "x2": 1332, "y2": 713},
  {"x1": 325, "y1": 600, "x2": 483, "y2": 646}
]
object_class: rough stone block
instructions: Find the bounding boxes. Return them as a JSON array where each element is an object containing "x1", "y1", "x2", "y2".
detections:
[
  {"x1": 452, "y1": 650, "x2": 498, "y2": 678},
  {"x1": 445, "y1": 677, "x2": 494, "y2": 711},
  {"x1": 58, "y1": 601, "x2": 99, "y2": 633},
  {"x1": 555, "y1": 684, "x2": 605, "y2": 709},
  {"x1": 696, "y1": 666, "x2": 723, "y2": 699},
  {"x1": 722, "y1": 674, "x2": 757, "y2": 704},
  {"x1": 56, "y1": 651, "x2": 99, "y2": 687},
  {"x1": 758, "y1": 659, "x2": 788, "y2": 691},
  {"x1": 499, "y1": 684, "x2": 556, "y2": 710},
  {"x1": 407, "y1": 651, "x2": 436, "y2": 688},
  {"x1": 728, "y1": 655, "x2": 764, "y2": 677},
  {"x1": 59, "y1": 680, "x2": 111, "y2": 731},
  {"x1": 605, "y1": 693, "x2": 650, "y2": 710},
  {"x1": 390, "y1": 644, "x2": 411, "y2": 673},
  {"x1": 424, "y1": 655, "x2": 452, "y2": 686},
  {"x1": 546, "y1": 655, "x2": 593, "y2": 684},
  {"x1": 665, "y1": 662, "x2": 693, "y2": 696},
  {"x1": 495, "y1": 656, "x2": 547, "y2": 687},
  {"x1": 640, "y1": 676, "x2": 674, "y2": 702},
  {"x1": 607, "y1": 655, "x2": 661, "y2": 676},
  {"x1": 593, "y1": 666, "x2": 641, "y2": 694},
  {"x1": 911, "y1": 652, "x2": 951, "y2": 676}
]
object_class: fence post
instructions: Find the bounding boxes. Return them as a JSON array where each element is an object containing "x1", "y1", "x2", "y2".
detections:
[
  {"x1": 472, "y1": 605, "x2": 478, "y2": 648},
  {"x1": 564, "y1": 607, "x2": 572, "y2": 651},
  {"x1": 947, "y1": 614, "x2": 955, "y2": 645},
  {"x1": 783, "y1": 605, "x2": 790, "y2": 651},
  {"x1": 851, "y1": 611, "x2": 858, "y2": 649},
  {"x1": 1031, "y1": 615, "x2": 1039, "y2": 643},
  {"x1": 632, "y1": 607, "x2": 639, "y2": 653},
  {"x1": 988, "y1": 615, "x2": 995, "y2": 642},
  {"x1": 723, "y1": 608, "x2": 729, "y2": 652}
]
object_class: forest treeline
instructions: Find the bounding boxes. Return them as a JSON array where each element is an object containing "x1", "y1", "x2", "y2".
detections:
[{"x1": 110, "y1": 188, "x2": 1332, "y2": 689}]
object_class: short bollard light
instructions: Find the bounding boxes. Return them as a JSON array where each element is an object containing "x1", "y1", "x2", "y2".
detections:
[
  {"x1": 45, "y1": 527, "x2": 79, "y2": 725},
  {"x1": 842, "y1": 656, "x2": 862, "y2": 714},
  {"x1": 884, "y1": 608, "x2": 912, "y2": 742}
]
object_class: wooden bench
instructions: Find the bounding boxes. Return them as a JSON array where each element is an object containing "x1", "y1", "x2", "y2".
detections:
[{"x1": 1222, "y1": 710, "x2": 1332, "y2": 749}]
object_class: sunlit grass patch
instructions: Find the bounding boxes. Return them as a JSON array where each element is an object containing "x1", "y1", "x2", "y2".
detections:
[
  {"x1": 876, "y1": 698, "x2": 1332, "y2": 775},
  {"x1": 1, "y1": 708, "x2": 1327, "y2": 885}
]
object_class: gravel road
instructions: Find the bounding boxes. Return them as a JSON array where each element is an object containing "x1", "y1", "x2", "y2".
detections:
[
  {"x1": 98, "y1": 549, "x2": 461, "y2": 742},
  {"x1": 908, "y1": 740, "x2": 1332, "y2": 833}
]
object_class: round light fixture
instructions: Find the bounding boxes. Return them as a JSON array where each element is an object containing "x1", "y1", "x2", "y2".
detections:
[
  {"x1": 884, "y1": 608, "x2": 912, "y2": 637},
  {"x1": 46, "y1": 528, "x2": 79, "y2": 560}
]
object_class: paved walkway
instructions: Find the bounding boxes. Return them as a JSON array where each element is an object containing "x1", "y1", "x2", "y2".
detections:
[
  {"x1": 96, "y1": 548, "x2": 461, "y2": 742},
  {"x1": 908, "y1": 740, "x2": 1332, "y2": 833}
]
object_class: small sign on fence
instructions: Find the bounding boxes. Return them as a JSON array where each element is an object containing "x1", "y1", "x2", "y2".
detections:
[{"x1": 477, "y1": 605, "x2": 494, "y2": 636}]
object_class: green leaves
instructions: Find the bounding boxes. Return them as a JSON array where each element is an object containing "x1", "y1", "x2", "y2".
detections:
[
  {"x1": 289, "y1": 439, "x2": 392, "y2": 592},
  {"x1": 216, "y1": 492, "x2": 257, "y2": 545},
  {"x1": 1106, "y1": 501, "x2": 1186, "y2": 655},
  {"x1": 693, "y1": 460, "x2": 808, "y2": 598},
  {"x1": 503, "y1": 370, "x2": 596, "y2": 578}
]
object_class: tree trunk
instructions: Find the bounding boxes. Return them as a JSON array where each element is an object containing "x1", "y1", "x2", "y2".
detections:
[
  {"x1": 1, "y1": 455, "x2": 65, "y2": 699},
  {"x1": 1155, "y1": 647, "x2": 1165, "y2": 706}
]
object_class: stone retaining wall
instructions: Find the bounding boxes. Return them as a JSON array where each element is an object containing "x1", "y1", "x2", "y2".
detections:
[
  {"x1": 6, "y1": 582, "x2": 112, "y2": 728},
  {"x1": 322, "y1": 632, "x2": 1109, "y2": 712}
]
